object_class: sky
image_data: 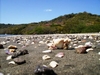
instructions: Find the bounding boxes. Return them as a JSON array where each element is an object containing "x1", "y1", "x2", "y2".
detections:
[{"x1": 0, "y1": 0, "x2": 100, "y2": 24}]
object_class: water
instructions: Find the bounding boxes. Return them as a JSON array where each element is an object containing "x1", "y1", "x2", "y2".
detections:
[
  {"x1": 0, "y1": 34, "x2": 8, "y2": 37},
  {"x1": 0, "y1": 34, "x2": 17, "y2": 37}
]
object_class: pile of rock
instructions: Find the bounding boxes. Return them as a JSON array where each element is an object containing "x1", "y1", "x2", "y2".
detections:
[{"x1": 5, "y1": 45, "x2": 29, "y2": 65}]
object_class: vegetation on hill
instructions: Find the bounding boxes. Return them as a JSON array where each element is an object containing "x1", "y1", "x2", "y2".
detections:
[{"x1": 0, "y1": 12, "x2": 100, "y2": 34}]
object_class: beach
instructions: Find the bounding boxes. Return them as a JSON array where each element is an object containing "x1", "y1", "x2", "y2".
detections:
[{"x1": 0, "y1": 34, "x2": 100, "y2": 75}]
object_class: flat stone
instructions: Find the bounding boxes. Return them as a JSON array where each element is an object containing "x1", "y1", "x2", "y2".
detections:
[
  {"x1": 55, "y1": 52, "x2": 64, "y2": 58},
  {"x1": 8, "y1": 61, "x2": 16, "y2": 65},
  {"x1": 42, "y1": 50, "x2": 52, "y2": 53},
  {"x1": 42, "y1": 55, "x2": 51, "y2": 60},
  {"x1": 13, "y1": 58, "x2": 26, "y2": 65},
  {"x1": 49, "y1": 61, "x2": 58, "y2": 68}
]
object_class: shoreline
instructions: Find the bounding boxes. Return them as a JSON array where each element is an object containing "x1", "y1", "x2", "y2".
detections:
[{"x1": 0, "y1": 33, "x2": 100, "y2": 37}]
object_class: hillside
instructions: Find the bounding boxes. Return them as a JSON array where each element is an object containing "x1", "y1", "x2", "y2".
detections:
[{"x1": 0, "y1": 12, "x2": 100, "y2": 34}]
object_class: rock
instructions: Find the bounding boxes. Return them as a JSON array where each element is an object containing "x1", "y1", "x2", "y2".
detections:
[
  {"x1": 48, "y1": 45, "x2": 57, "y2": 50},
  {"x1": 86, "y1": 48, "x2": 93, "y2": 52},
  {"x1": 34, "y1": 65, "x2": 57, "y2": 75},
  {"x1": 49, "y1": 61, "x2": 58, "y2": 68},
  {"x1": 75, "y1": 46, "x2": 87, "y2": 54},
  {"x1": 53, "y1": 38, "x2": 64, "y2": 49},
  {"x1": 85, "y1": 42, "x2": 93, "y2": 47},
  {"x1": 45, "y1": 40, "x2": 51, "y2": 44},
  {"x1": 42, "y1": 50, "x2": 52, "y2": 53},
  {"x1": 39, "y1": 41, "x2": 44, "y2": 44},
  {"x1": 9, "y1": 49, "x2": 16, "y2": 53},
  {"x1": 55, "y1": 52, "x2": 64, "y2": 58},
  {"x1": 8, "y1": 45, "x2": 17, "y2": 49},
  {"x1": 48, "y1": 38, "x2": 71, "y2": 50},
  {"x1": 0, "y1": 73, "x2": 4, "y2": 75},
  {"x1": 63, "y1": 38, "x2": 71, "y2": 49},
  {"x1": 89, "y1": 36, "x2": 93, "y2": 39},
  {"x1": 0, "y1": 44, "x2": 4, "y2": 49},
  {"x1": 47, "y1": 43, "x2": 53, "y2": 47},
  {"x1": 12, "y1": 49, "x2": 28, "y2": 58},
  {"x1": 31, "y1": 42, "x2": 35, "y2": 44},
  {"x1": 19, "y1": 49, "x2": 29, "y2": 55},
  {"x1": 42, "y1": 55, "x2": 51, "y2": 60},
  {"x1": 74, "y1": 45, "x2": 84, "y2": 49},
  {"x1": 8, "y1": 61, "x2": 16, "y2": 64},
  {"x1": 5, "y1": 49, "x2": 13, "y2": 55},
  {"x1": 0, "y1": 41, "x2": 6, "y2": 45},
  {"x1": 98, "y1": 52, "x2": 100, "y2": 55},
  {"x1": 13, "y1": 58, "x2": 26, "y2": 65},
  {"x1": 12, "y1": 51, "x2": 21, "y2": 58},
  {"x1": 6, "y1": 55, "x2": 12, "y2": 60},
  {"x1": 5, "y1": 48, "x2": 16, "y2": 55}
]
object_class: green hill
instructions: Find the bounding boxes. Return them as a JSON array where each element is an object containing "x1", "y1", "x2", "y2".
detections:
[{"x1": 0, "y1": 12, "x2": 100, "y2": 34}]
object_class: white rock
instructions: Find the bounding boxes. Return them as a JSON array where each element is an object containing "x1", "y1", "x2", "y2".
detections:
[
  {"x1": 39, "y1": 41, "x2": 44, "y2": 44},
  {"x1": 78, "y1": 45, "x2": 84, "y2": 48},
  {"x1": 31, "y1": 42, "x2": 34, "y2": 44},
  {"x1": 6, "y1": 55, "x2": 12, "y2": 60},
  {"x1": 49, "y1": 61, "x2": 58, "y2": 68},
  {"x1": 83, "y1": 36, "x2": 87, "y2": 39},
  {"x1": 7, "y1": 73, "x2": 10, "y2": 75},
  {"x1": 8, "y1": 45, "x2": 17, "y2": 49},
  {"x1": 42, "y1": 65, "x2": 48, "y2": 67},
  {"x1": 96, "y1": 40, "x2": 100, "y2": 43},
  {"x1": 85, "y1": 42, "x2": 92, "y2": 47},
  {"x1": 89, "y1": 36, "x2": 93, "y2": 39},
  {"x1": 53, "y1": 38, "x2": 64, "y2": 49},
  {"x1": 86, "y1": 48, "x2": 93, "y2": 52},
  {"x1": 42, "y1": 55, "x2": 51, "y2": 60},
  {"x1": 73, "y1": 44, "x2": 77, "y2": 46},
  {"x1": 69, "y1": 45, "x2": 72, "y2": 48},
  {"x1": 0, "y1": 73, "x2": 4, "y2": 75},
  {"x1": 98, "y1": 52, "x2": 100, "y2": 55},
  {"x1": 4, "y1": 48, "x2": 8, "y2": 51},
  {"x1": 74, "y1": 45, "x2": 84, "y2": 49},
  {"x1": 8, "y1": 61, "x2": 16, "y2": 64},
  {"x1": 42, "y1": 50, "x2": 52, "y2": 53},
  {"x1": 0, "y1": 41, "x2": 6, "y2": 45},
  {"x1": 47, "y1": 43, "x2": 53, "y2": 47}
]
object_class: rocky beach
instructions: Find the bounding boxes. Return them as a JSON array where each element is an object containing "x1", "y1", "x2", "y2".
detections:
[{"x1": 0, "y1": 33, "x2": 100, "y2": 75}]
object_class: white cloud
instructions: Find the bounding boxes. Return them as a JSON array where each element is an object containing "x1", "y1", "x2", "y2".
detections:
[{"x1": 45, "y1": 9, "x2": 52, "y2": 12}]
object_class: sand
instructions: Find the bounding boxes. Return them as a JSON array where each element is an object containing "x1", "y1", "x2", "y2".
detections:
[{"x1": 0, "y1": 34, "x2": 100, "y2": 75}]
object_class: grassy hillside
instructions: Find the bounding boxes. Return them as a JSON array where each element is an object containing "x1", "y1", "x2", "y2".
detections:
[{"x1": 0, "y1": 12, "x2": 100, "y2": 34}]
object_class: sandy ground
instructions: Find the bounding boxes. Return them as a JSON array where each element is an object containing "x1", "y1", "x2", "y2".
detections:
[{"x1": 0, "y1": 34, "x2": 100, "y2": 75}]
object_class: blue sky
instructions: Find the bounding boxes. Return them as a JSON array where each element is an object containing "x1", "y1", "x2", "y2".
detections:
[{"x1": 0, "y1": 0, "x2": 100, "y2": 24}]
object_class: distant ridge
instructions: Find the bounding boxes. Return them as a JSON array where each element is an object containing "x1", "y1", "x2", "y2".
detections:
[{"x1": 0, "y1": 12, "x2": 100, "y2": 34}]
